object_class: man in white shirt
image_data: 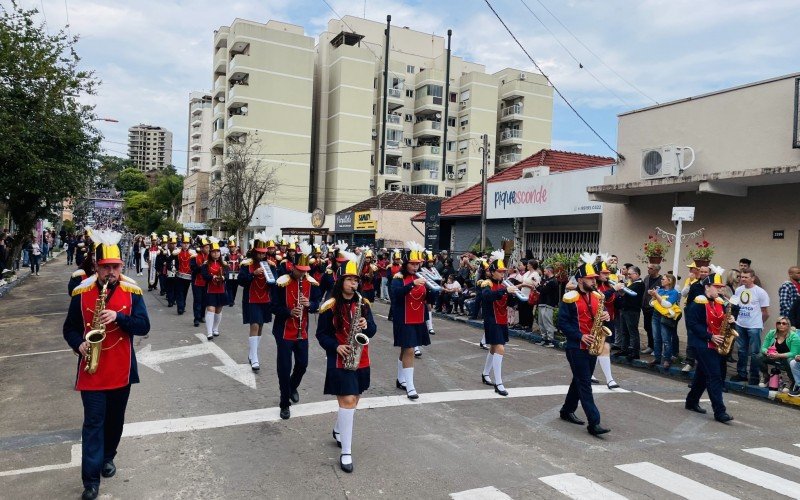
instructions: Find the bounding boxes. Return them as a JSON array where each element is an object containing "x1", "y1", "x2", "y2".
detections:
[{"x1": 731, "y1": 269, "x2": 770, "y2": 385}]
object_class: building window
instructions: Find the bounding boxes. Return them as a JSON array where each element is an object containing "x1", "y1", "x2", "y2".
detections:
[
  {"x1": 406, "y1": 65, "x2": 415, "y2": 73},
  {"x1": 401, "y1": 185, "x2": 410, "y2": 193},
  {"x1": 413, "y1": 159, "x2": 439, "y2": 173},
  {"x1": 445, "y1": 188, "x2": 453, "y2": 197},
  {"x1": 458, "y1": 140, "x2": 469, "y2": 152},
  {"x1": 404, "y1": 138, "x2": 413, "y2": 146},
  {"x1": 403, "y1": 162, "x2": 411, "y2": 170},
  {"x1": 372, "y1": 104, "x2": 376, "y2": 115},
  {"x1": 405, "y1": 89, "x2": 414, "y2": 98},
  {"x1": 422, "y1": 84, "x2": 443, "y2": 98},
  {"x1": 386, "y1": 129, "x2": 403, "y2": 143},
  {"x1": 450, "y1": 92, "x2": 457, "y2": 103},
  {"x1": 447, "y1": 117, "x2": 456, "y2": 127},
  {"x1": 460, "y1": 89, "x2": 471, "y2": 102},
  {"x1": 370, "y1": 154, "x2": 375, "y2": 166},
  {"x1": 459, "y1": 116, "x2": 469, "y2": 127},
  {"x1": 447, "y1": 141, "x2": 455, "y2": 152},
  {"x1": 457, "y1": 163, "x2": 467, "y2": 178},
  {"x1": 405, "y1": 113, "x2": 413, "y2": 122},
  {"x1": 374, "y1": 77, "x2": 377, "y2": 89},
  {"x1": 411, "y1": 184, "x2": 438, "y2": 195}
]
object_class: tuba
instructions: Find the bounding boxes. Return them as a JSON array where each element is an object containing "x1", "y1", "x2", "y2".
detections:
[
  {"x1": 343, "y1": 292, "x2": 370, "y2": 370},
  {"x1": 84, "y1": 280, "x2": 108, "y2": 374},
  {"x1": 588, "y1": 289, "x2": 612, "y2": 356},
  {"x1": 716, "y1": 300, "x2": 738, "y2": 356}
]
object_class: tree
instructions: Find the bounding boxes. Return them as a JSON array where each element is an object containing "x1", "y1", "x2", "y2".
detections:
[
  {"x1": 96, "y1": 155, "x2": 134, "y2": 189},
  {"x1": 209, "y1": 135, "x2": 278, "y2": 240},
  {"x1": 123, "y1": 191, "x2": 161, "y2": 234},
  {"x1": 115, "y1": 168, "x2": 149, "y2": 193},
  {"x1": 150, "y1": 172, "x2": 183, "y2": 219},
  {"x1": 0, "y1": 3, "x2": 101, "y2": 270}
]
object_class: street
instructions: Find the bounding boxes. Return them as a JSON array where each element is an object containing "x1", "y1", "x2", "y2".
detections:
[{"x1": 1, "y1": 254, "x2": 799, "y2": 499}]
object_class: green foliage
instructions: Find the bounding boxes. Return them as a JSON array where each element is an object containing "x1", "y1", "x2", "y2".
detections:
[
  {"x1": 155, "y1": 218, "x2": 183, "y2": 235},
  {"x1": 61, "y1": 219, "x2": 76, "y2": 235},
  {"x1": 542, "y1": 252, "x2": 581, "y2": 283},
  {"x1": 96, "y1": 155, "x2": 133, "y2": 189},
  {"x1": 468, "y1": 238, "x2": 494, "y2": 255},
  {"x1": 0, "y1": 3, "x2": 101, "y2": 268},
  {"x1": 115, "y1": 168, "x2": 149, "y2": 193},
  {"x1": 121, "y1": 171, "x2": 184, "y2": 234},
  {"x1": 150, "y1": 173, "x2": 183, "y2": 219}
]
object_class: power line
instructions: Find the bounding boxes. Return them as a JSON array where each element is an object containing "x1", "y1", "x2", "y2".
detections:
[
  {"x1": 518, "y1": 0, "x2": 629, "y2": 106},
  {"x1": 482, "y1": 0, "x2": 621, "y2": 159},
  {"x1": 531, "y1": 0, "x2": 659, "y2": 105}
]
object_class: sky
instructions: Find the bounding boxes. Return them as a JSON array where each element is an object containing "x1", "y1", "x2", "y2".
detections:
[{"x1": 15, "y1": 0, "x2": 800, "y2": 173}]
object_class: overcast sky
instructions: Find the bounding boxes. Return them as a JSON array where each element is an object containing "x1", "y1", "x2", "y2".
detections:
[{"x1": 19, "y1": 0, "x2": 800, "y2": 172}]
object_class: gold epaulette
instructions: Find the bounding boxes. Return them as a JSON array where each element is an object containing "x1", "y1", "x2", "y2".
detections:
[
  {"x1": 172, "y1": 249, "x2": 181, "y2": 256},
  {"x1": 71, "y1": 275, "x2": 97, "y2": 296},
  {"x1": 714, "y1": 297, "x2": 726, "y2": 305},
  {"x1": 592, "y1": 290, "x2": 604, "y2": 300},
  {"x1": 120, "y1": 274, "x2": 137, "y2": 284},
  {"x1": 694, "y1": 296, "x2": 709, "y2": 304},
  {"x1": 562, "y1": 290, "x2": 579, "y2": 303},
  {"x1": 306, "y1": 275, "x2": 319, "y2": 286},
  {"x1": 276, "y1": 274, "x2": 291, "y2": 287},
  {"x1": 325, "y1": 268, "x2": 333, "y2": 274},
  {"x1": 481, "y1": 280, "x2": 492, "y2": 288},
  {"x1": 319, "y1": 298, "x2": 336, "y2": 313},
  {"x1": 71, "y1": 269, "x2": 86, "y2": 278},
  {"x1": 118, "y1": 281, "x2": 142, "y2": 295},
  {"x1": 189, "y1": 249, "x2": 197, "y2": 257},
  {"x1": 393, "y1": 272, "x2": 403, "y2": 279},
  {"x1": 240, "y1": 258, "x2": 252, "y2": 266}
]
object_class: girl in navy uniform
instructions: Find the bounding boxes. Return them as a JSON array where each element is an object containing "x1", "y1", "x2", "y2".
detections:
[
  {"x1": 201, "y1": 237, "x2": 227, "y2": 340},
  {"x1": 316, "y1": 253, "x2": 377, "y2": 473},
  {"x1": 390, "y1": 241, "x2": 431, "y2": 399},
  {"x1": 481, "y1": 250, "x2": 519, "y2": 396},
  {"x1": 190, "y1": 235, "x2": 210, "y2": 327},
  {"x1": 358, "y1": 249, "x2": 377, "y2": 303},
  {"x1": 238, "y1": 233, "x2": 275, "y2": 371},
  {"x1": 225, "y1": 236, "x2": 241, "y2": 307}
]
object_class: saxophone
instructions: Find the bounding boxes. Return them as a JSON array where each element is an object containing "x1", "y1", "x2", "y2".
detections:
[
  {"x1": 84, "y1": 280, "x2": 108, "y2": 374},
  {"x1": 716, "y1": 300, "x2": 738, "y2": 356},
  {"x1": 343, "y1": 292, "x2": 370, "y2": 371},
  {"x1": 588, "y1": 289, "x2": 612, "y2": 356}
]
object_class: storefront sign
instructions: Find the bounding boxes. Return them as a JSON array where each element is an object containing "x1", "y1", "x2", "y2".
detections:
[
  {"x1": 354, "y1": 210, "x2": 377, "y2": 231},
  {"x1": 487, "y1": 166, "x2": 612, "y2": 219},
  {"x1": 335, "y1": 211, "x2": 354, "y2": 232},
  {"x1": 424, "y1": 200, "x2": 441, "y2": 252}
]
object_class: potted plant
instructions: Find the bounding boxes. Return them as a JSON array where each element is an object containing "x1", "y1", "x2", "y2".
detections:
[
  {"x1": 642, "y1": 235, "x2": 669, "y2": 264},
  {"x1": 687, "y1": 240, "x2": 714, "y2": 267}
]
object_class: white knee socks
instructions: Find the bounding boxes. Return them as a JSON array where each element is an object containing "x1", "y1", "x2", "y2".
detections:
[
  {"x1": 598, "y1": 355, "x2": 614, "y2": 385},
  {"x1": 483, "y1": 353, "x2": 494, "y2": 376},
  {"x1": 492, "y1": 354, "x2": 504, "y2": 390},
  {"x1": 205, "y1": 311, "x2": 215, "y2": 337},
  {"x1": 248, "y1": 336, "x2": 260, "y2": 364},
  {"x1": 426, "y1": 315, "x2": 434, "y2": 332},
  {"x1": 481, "y1": 334, "x2": 486, "y2": 345},
  {"x1": 338, "y1": 408, "x2": 355, "y2": 465},
  {"x1": 212, "y1": 313, "x2": 222, "y2": 335},
  {"x1": 402, "y1": 367, "x2": 416, "y2": 395},
  {"x1": 397, "y1": 359, "x2": 405, "y2": 385}
]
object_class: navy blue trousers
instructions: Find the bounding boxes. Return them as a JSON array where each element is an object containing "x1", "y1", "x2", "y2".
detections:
[
  {"x1": 165, "y1": 277, "x2": 176, "y2": 306},
  {"x1": 174, "y1": 279, "x2": 190, "y2": 313},
  {"x1": 192, "y1": 285, "x2": 206, "y2": 322},
  {"x1": 226, "y1": 281, "x2": 238, "y2": 306},
  {"x1": 686, "y1": 346, "x2": 727, "y2": 417},
  {"x1": 561, "y1": 348, "x2": 601, "y2": 426},
  {"x1": 274, "y1": 335, "x2": 308, "y2": 409},
  {"x1": 80, "y1": 386, "x2": 130, "y2": 488}
]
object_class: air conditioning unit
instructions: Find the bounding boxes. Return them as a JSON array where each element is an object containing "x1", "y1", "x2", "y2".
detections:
[
  {"x1": 218, "y1": 96, "x2": 225, "y2": 103},
  {"x1": 641, "y1": 145, "x2": 683, "y2": 180},
  {"x1": 369, "y1": 179, "x2": 376, "y2": 188},
  {"x1": 519, "y1": 72, "x2": 526, "y2": 81},
  {"x1": 447, "y1": 173, "x2": 455, "y2": 179},
  {"x1": 372, "y1": 129, "x2": 377, "y2": 138},
  {"x1": 522, "y1": 166, "x2": 549, "y2": 178},
  {"x1": 459, "y1": 101, "x2": 467, "y2": 109}
]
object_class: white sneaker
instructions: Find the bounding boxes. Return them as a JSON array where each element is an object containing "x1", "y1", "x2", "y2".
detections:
[{"x1": 212, "y1": 331, "x2": 220, "y2": 337}]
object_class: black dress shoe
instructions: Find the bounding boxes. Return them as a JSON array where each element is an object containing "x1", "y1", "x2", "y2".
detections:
[
  {"x1": 290, "y1": 390, "x2": 300, "y2": 404},
  {"x1": 588, "y1": 424, "x2": 610, "y2": 436},
  {"x1": 396, "y1": 379, "x2": 406, "y2": 390},
  {"x1": 193, "y1": 320, "x2": 199, "y2": 327},
  {"x1": 715, "y1": 413, "x2": 734, "y2": 423},
  {"x1": 101, "y1": 460, "x2": 116, "y2": 478},
  {"x1": 494, "y1": 386, "x2": 509, "y2": 396},
  {"x1": 428, "y1": 329, "x2": 435, "y2": 335},
  {"x1": 407, "y1": 390, "x2": 419, "y2": 400},
  {"x1": 332, "y1": 429, "x2": 341, "y2": 448},
  {"x1": 559, "y1": 412, "x2": 585, "y2": 425},
  {"x1": 685, "y1": 403, "x2": 707, "y2": 414},
  {"x1": 81, "y1": 486, "x2": 98, "y2": 500},
  {"x1": 340, "y1": 454, "x2": 353, "y2": 473},
  {"x1": 481, "y1": 374, "x2": 493, "y2": 386},
  {"x1": 280, "y1": 407, "x2": 290, "y2": 420}
]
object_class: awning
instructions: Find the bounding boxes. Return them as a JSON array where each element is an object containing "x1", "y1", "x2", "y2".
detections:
[
  {"x1": 183, "y1": 222, "x2": 210, "y2": 230},
  {"x1": 588, "y1": 164, "x2": 800, "y2": 204}
]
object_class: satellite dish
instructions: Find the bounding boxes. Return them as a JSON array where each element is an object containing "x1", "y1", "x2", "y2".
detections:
[
  {"x1": 435, "y1": 113, "x2": 442, "y2": 119},
  {"x1": 240, "y1": 106, "x2": 248, "y2": 114}
]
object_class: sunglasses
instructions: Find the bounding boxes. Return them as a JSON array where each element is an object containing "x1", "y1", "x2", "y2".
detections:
[{"x1": 777, "y1": 321, "x2": 789, "y2": 326}]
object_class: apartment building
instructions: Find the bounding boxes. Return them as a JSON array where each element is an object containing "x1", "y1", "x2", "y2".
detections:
[
  {"x1": 186, "y1": 92, "x2": 214, "y2": 173},
  {"x1": 127, "y1": 124, "x2": 173, "y2": 171},
  {"x1": 210, "y1": 19, "x2": 315, "y2": 215},
  {"x1": 312, "y1": 16, "x2": 553, "y2": 213}
]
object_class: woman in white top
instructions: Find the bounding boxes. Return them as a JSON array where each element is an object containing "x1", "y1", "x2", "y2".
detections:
[{"x1": 30, "y1": 239, "x2": 42, "y2": 276}]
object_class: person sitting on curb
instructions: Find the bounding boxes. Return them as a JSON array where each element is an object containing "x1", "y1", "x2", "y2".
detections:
[{"x1": 757, "y1": 316, "x2": 800, "y2": 392}]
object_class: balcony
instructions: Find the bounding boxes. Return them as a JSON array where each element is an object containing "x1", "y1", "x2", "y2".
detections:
[
  {"x1": 500, "y1": 104, "x2": 524, "y2": 121},
  {"x1": 213, "y1": 75, "x2": 226, "y2": 97},
  {"x1": 499, "y1": 80, "x2": 529, "y2": 101},
  {"x1": 190, "y1": 152, "x2": 202, "y2": 161},
  {"x1": 191, "y1": 129, "x2": 201, "y2": 138},
  {"x1": 227, "y1": 114, "x2": 247, "y2": 130},
  {"x1": 412, "y1": 145, "x2": 441, "y2": 160},
  {"x1": 385, "y1": 114, "x2": 402, "y2": 128},
  {"x1": 498, "y1": 128, "x2": 523, "y2": 146},
  {"x1": 413, "y1": 120, "x2": 443, "y2": 138},
  {"x1": 213, "y1": 129, "x2": 223, "y2": 142},
  {"x1": 214, "y1": 102, "x2": 224, "y2": 117},
  {"x1": 387, "y1": 87, "x2": 404, "y2": 111},
  {"x1": 498, "y1": 152, "x2": 522, "y2": 167},
  {"x1": 228, "y1": 54, "x2": 249, "y2": 79},
  {"x1": 414, "y1": 94, "x2": 443, "y2": 114},
  {"x1": 228, "y1": 84, "x2": 249, "y2": 106},
  {"x1": 191, "y1": 115, "x2": 202, "y2": 126},
  {"x1": 213, "y1": 48, "x2": 226, "y2": 74},
  {"x1": 385, "y1": 141, "x2": 403, "y2": 156},
  {"x1": 190, "y1": 102, "x2": 205, "y2": 115},
  {"x1": 229, "y1": 39, "x2": 249, "y2": 56},
  {"x1": 385, "y1": 165, "x2": 399, "y2": 176},
  {"x1": 214, "y1": 27, "x2": 229, "y2": 49}
]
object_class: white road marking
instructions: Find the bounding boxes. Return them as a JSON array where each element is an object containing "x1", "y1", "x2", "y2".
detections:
[
  {"x1": 0, "y1": 444, "x2": 80, "y2": 477},
  {"x1": 539, "y1": 472, "x2": 627, "y2": 499},
  {"x1": 459, "y1": 339, "x2": 480, "y2": 346},
  {"x1": 374, "y1": 313, "x2": 388, "y2": 319},
  {"x1": 743, "y1": 447, "x2": 800, "y2": 470},
  {"x1": 0, "y1": 349, "x2": 73, "y2": 360},
  {"x1": 450, "y1": 486, "x2": 514, "y2": 499},
  {"x1": 632, "y1": 391, "x2": 709, "y2": 403},
  {"x1": 616, "y1": 462, "x2": 737, "y2": 499},
  {"x1": 684, "y1": 453, "x2": 800, "y2": 499}
]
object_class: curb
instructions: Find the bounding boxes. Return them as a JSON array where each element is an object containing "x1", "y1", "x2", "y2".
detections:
[
  {"x1": 0, "y1": 251, "x2": 64, "y2": 298},
  {"x1": 431, "y1": 310, "x2": 798, "y2": 410}
]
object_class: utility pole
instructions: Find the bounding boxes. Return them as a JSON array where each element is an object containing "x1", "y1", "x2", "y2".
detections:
[
  {"x1": 378, "y1": 15, "x2": 391, "y2": 180},
  {"x1": 479, "y1": 134, "x2": 489, "y2": 251},
  {"x1": 441, "y1": 29, "x2": 452, "y2": 183}
]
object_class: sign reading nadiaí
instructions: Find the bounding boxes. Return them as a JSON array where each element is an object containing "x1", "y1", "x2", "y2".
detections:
[{"x1": 486, "y1": 166, "x2": 612, "y2": 219}]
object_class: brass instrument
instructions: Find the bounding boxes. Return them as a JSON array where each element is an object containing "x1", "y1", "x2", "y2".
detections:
[
  {"x1": 716, "y1": 300, "x2": 738, "y2": 356},
  {"x1": 343, "y1": 292, "x2": 370, "y2": 371},
  {"x1": 84, "y1": 280, "x2": 108, "y2": 374},
  {"x1": 608, "y1": 278, "x2": 637, "y2": 296},
  {"x1": 588, "y1": 289, "x2": 612, "y2": 356},
  {"x1": 416, "y1": 269, "x2": 442, "y2": 291}
]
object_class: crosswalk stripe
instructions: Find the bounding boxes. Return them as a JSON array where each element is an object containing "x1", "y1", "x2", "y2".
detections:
[
  {"x1": 684, "y1": 452, "x2": 800, "y2": 499},
  {"x1": 450, "y1": 486, "x2": 514, "y2": 499},
  {"x1": 615, "y1": 462, "x2": 737, "y2": 500},
  {"x1": 539, "y1": 473, "x2": 628, "y2": 499},
  {"x1": 742, "y1": 447, "x2": 800, "y2": 470}
]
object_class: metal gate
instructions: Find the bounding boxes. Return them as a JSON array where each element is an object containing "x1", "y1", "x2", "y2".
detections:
[{"x1": 525, "y1": 231, "x2": 599, "y2": 259}]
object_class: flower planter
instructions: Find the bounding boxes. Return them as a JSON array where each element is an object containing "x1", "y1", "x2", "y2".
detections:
[
  {"x1": 693, "y1": 259, "x2": 710, "y2": 267},
  {"x1": 648, "y1": 255, "x2": 663, "y2": 264}
]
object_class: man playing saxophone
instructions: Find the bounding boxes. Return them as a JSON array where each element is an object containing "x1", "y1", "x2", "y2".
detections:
[
  {"x1": 685, "y1": 268, "x2": 735, "y2": 423},
  {"x1": 557, "y1": 253, "x2": 611, "y2": 436},
  {"x1": 62, "y1": 230, "x2": 151, "y2": 500},
  {"x1": 316, "y1": 252, "x2": 377, "y2": 473}
]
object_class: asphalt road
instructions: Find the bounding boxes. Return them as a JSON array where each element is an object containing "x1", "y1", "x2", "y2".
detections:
[{"x1": 1, "y1": 253, "x2": 799, "y2": 499}]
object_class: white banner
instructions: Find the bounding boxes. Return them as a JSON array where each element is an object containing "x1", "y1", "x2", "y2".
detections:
[{"x1": 487, "y1": 166, "x2": 612, "y2": 219}]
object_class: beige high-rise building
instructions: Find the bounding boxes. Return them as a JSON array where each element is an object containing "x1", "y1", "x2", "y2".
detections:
[
  {"x1": 210, "y1": 19, "x2": 315, "y2": 215},
  {"x1": 312, "y1": 16, "x2": 553, "y2": 213},
  {"x1": 127, "y1": 124, "x2": 173, "y2": 171},
  {"x1": 186, "y1": 92, "x2": 214, "y2": 174}
]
